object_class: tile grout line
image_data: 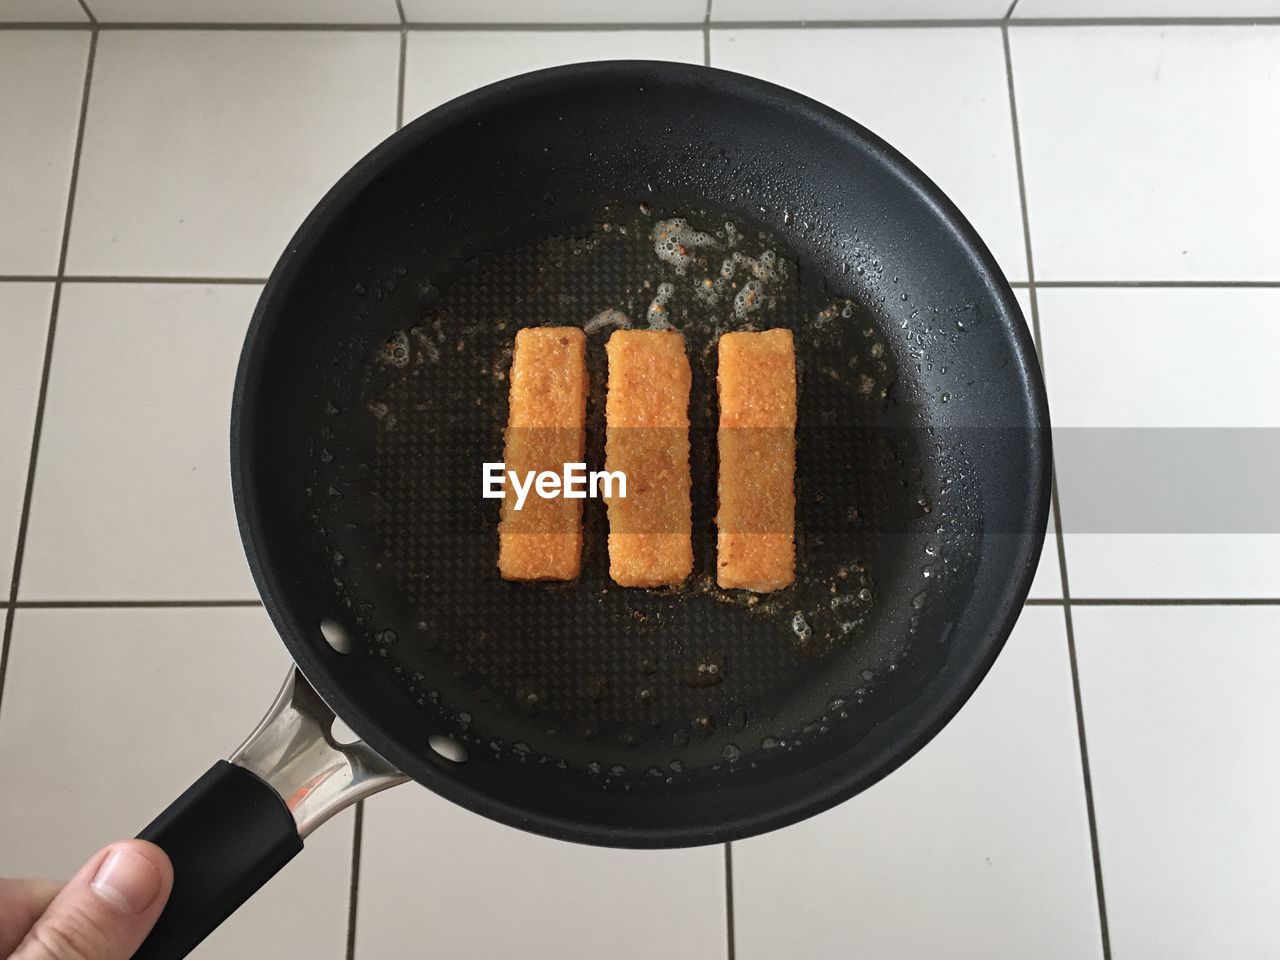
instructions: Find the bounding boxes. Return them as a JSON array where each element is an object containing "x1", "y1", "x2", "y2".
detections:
[
  {"x1": 1003, "y1": 25, "x2": 1111, "y2": 960},
  {"x1": 0, "y1": 20, "x2": 699, "y2": 32},
  {"x1": 5, "y1": 16, "x2": 1280, "y2": 31},
  {"x1": 1055, "y1": 545, "x2": 1113, "y2": 960},
  {"x1": 0, "y1": 28, "x2": 98, "y2": 724},
  {"x1": 0, "y1": 21, "x2": 400, "y2": 30},
  {"x1": 344, "y1": 800, "x2": 365, "y2": 960},
  {"x1": 396, "y1": 23, "x2": 407, "y2": 130},
  {"x1": 75, "y1": 0, "x2": 97, "y2": 24},
  {"x1": 723, "y1": 841, "x2": 736, "y2": 960},
  {"x1": 0, "y1": 275, "x2": 268, "y2": 285},
  {"x1": 703, "y1": 0, "x2": 712, "y2": 66},
  {"x1": 1004, "y1": 0, "x2": 1021, "y2": 18},
  {"x1": 666, "y1": 15, "x2": 1280, "y2": 27},
  {"x1": 1070, "y1": 597, "x2": 1280, "y2": 606}
]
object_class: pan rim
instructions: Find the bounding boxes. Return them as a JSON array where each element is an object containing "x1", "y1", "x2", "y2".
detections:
[{"x1": 231, "y1": 59, "x2": 1052, "y2": 848}]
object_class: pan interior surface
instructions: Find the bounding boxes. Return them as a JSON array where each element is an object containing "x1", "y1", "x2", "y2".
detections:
[{"x1": 235, "y1": 62, "x2": 1048, "y2": 845}]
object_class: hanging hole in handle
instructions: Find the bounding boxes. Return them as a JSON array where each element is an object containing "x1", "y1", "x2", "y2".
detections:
[
  {"x1": 320, "y1": 618, "x2": 352, "y2": 654},
  {"x1": 429, "y1": 734, "x2": 468, "y2": 763},
  {"x1": 330, "y1": 716, "x2": 360, "y2": 745}
]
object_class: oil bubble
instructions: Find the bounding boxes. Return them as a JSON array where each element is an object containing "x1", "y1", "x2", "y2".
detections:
[
  {"x1": 734, "y1": 279, "x2": 764, "y2": 319},
  {"x1": 647, "y1": 282, "x2": 675, "y2": 329},
  {"x1": 791, "y1": 612, "x2": 812, "y2": 641},
  {"x1": 652, "y1": 218, "x2": 715, "y2": 274}
]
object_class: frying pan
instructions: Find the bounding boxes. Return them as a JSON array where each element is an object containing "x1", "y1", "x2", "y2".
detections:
[{"x1": 128, "y1": 61, "x2": 1050, "y2": 959}]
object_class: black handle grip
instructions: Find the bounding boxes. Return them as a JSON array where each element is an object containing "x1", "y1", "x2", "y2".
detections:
[{"x1": 132, "y1": 760, "x2": 302, "y2": 960}]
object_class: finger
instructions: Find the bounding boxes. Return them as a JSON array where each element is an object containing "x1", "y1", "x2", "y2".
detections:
[
  {"x1": 11, "y1": 840, "x2": 173, "y2": 960},
  {"x1": 0, "y1": 878, "x2": 62, "y2": 955}
]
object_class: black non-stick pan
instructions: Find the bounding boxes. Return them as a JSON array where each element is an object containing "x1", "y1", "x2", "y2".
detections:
[{"x1": 128, "y1": 61, "x2": 1050, "y2": 959}]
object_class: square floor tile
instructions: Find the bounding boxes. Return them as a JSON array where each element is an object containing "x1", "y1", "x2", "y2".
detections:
[
  {"x1": 0, "y1": 284, "x2": 52, "y2": 590},
  {"x1": 0, "y1": 31, "x2": 88, "y2": 273},
  {"x1": 1073, "y1": 606, "x2": 1280, "y2": 960},
  {"x1": 1040, "y1": 288, "x2": 1280, "y2": 430},
  {"x1": 89, "y1": 0, "x2": 399, "y2": 21},
  {"x1": 1063, "y1": 530, "x2": 1279, "y2": 599},
  {"x1": 357, "y1": 786, "x2": 727, "y2": 960},
  {"x1": 711, "y1": 28, "x2": 1028, "y2": 282},
  {"x1": 1011, "y1": 26, "x2": 1280, "y2": 280},
  {"x1": 1014, "y1": 0, "x2": 1280, "y2": 15},
  {"x1": 1059, "y1": 533, "x2": 1278, "y2": 599},
  {"x1": 1039, "y1": 287, "x2": 1280, "y2": 598},
  {"x1": 21, "y1": 283, "x2": 259, "y2": 600},
  {"x1": 0, "y1": 605, "x2": 353, "y2": 960},
  {"x1": 402, "y1": 0, "x2": 705, "y2": 20},
  {"x1": 714, "y1": 0, "x2": 1010, "y2": 18},
  {"x1": 732, "y1": 606, "x2": 1101, "y2": 960},
  {"x1": 404, "y1": 28, "x2": 704, "y2": 116},
  {"x1": 66, "y1": 30, "x2": 397, "y2": 277},
  {"x1": 0, "y1": 0, "x2": 86, "y2": 20}
]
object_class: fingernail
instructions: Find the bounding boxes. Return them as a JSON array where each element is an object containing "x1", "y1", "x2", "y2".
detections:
[{"x1": 91, "y1": 845, "x2": 163, "y2": 915}]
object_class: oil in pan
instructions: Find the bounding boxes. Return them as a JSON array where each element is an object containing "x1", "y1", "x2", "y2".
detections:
[{"x1": 311, "y1": 201, "x2": 942, "y2": 788}]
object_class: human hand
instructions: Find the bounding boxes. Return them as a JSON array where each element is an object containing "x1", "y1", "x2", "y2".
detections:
[{"x1": 0, "y1": 840, "x2": 173, "y2": 959}]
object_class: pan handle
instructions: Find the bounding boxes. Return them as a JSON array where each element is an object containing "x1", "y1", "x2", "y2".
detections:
[{"x1": 132, "y1": 668, "x2": 407, "y2": 960}]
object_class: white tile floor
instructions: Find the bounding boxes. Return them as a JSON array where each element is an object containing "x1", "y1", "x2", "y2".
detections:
[
  {"x1": 86, "y1": 0, "x2": 399, "y2": 22},
  {"x1": 1073, "y1": 606, "x2": 1280, "y2": 960},
  {"x1": 67, "y1": 30, "x2": 398, "y2": 277},
  {"x1": 1010, "y1": 25, "x2": 1280, "y2": 281},
  {"x1": 1040, "y1": 287, "x2": 1280, "y2": 599},
  {"x1": 401, "y1": 0, "x2": 707, "y2": 21},
  {"x1": 21, "y1": 283, "x2": 260, "y2": 600},
  {"x1": 1, "y1": 4, "x2": 1277, "y2": 959},
  {"x1": 0, "y1": 31, "x2": 90, "y2": 273},
  {"x1": 0, "y1": 0, "x2": 87, "y2": 20}
]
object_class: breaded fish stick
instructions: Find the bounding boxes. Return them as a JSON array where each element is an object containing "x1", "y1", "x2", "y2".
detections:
[
  {"x1": 498, "y1": 327, "x2": 587, "y2": 581},
  {"x1": 716, "y1": 329, "x2": 796, "y2": 591},
  {"x1": 605, "y1": 329, "x2": 693, "y2": 587}
]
